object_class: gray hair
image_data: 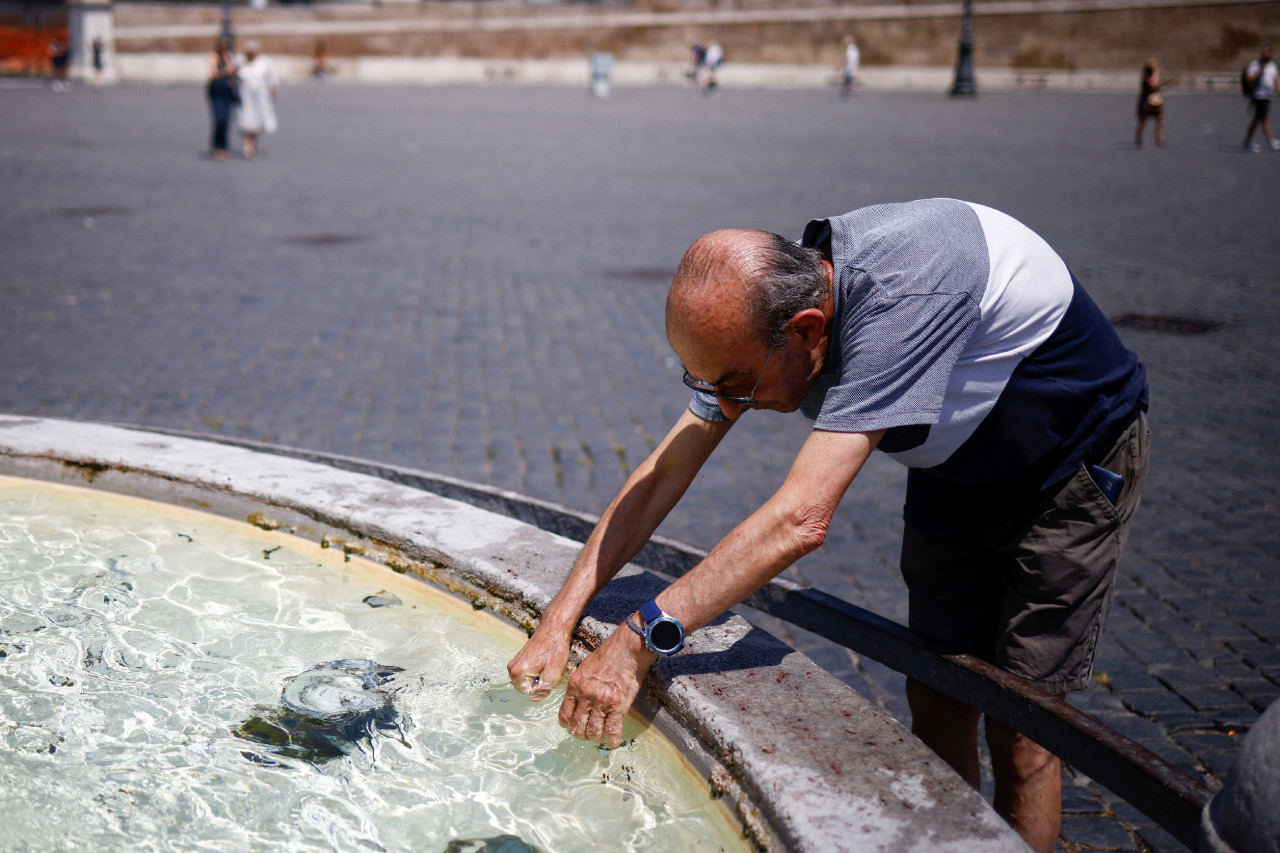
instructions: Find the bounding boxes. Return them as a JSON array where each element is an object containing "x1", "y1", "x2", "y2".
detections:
[{"x1": 749, "y1": 233, "x2": 828, "y2": 347}]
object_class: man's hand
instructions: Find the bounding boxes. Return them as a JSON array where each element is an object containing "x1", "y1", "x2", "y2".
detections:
[
  {"x1": 507, "y1": 412, "x2": 726, "y2": 704},
  {"x1": 507, "y1": 623, "x2": 574, "y2": 702},
  {"x1": 557, "y1": 624, "x2": 657, "y2": 749}
]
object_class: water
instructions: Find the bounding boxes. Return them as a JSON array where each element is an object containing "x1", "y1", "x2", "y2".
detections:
[{"x1": 0, "y1": 476, "x2": 747, "y2": 852}]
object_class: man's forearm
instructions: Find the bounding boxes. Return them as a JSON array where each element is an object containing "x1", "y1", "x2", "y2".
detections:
[
  {"x1": 552, "y1": 429, "x2": 881, "y2": 747},
  {"x1": 649, "y1": 483, "x2": 830, "y2": 635},
  {"x1": 537, "y1": 409, "x2": 732, "y2": 633},
  {"x1": 648, "y1": 428, "x2": 883, "y2": 636}
]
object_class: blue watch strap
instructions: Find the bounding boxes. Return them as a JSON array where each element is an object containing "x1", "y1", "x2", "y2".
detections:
[{"x1": 639, "y1": 599, "x2": 663, "y2": 625}]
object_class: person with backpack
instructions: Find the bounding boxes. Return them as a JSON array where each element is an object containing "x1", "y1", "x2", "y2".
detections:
[
  {"x1": 1135, "y1": 59, "x2": 1166, "y2": 149},
  {"x1": 1243, "y1": 46, "x2": 1280, "y2": 152}
]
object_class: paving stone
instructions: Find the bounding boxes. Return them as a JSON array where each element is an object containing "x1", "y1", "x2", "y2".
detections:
[
  {"x1": 1101, "y1": 669, "x2": 1167, "y2": 693},
  {"x1": 1211, "y1": 707, "x2": 1261, "y2": 731},
  {"x1": 1173, "y1": 730, "x2": 1239, "y2": 757},
  {"x1": 1060, "y1": 779, "x2": 1106, "y2": 814},
  {"x1": 1204, "y1": 662, "x2": 1259, "y2": 684},
  {"x1": 1068, "y1": 688, "x2": 1130, "y2": 715},
  {"x1": 1148, "y1": 710, "x2": 1216, "y2": 734},
  {"x1": 1118, "y1": 691, "x2": 1194, "y2": 716},
  {"x1": 1059, "y1": 815, "x2": 1140, "y2": 850},
  {"x1": 1148, "y1": 664, "x2": 1227, "y2": 691},
  {"x1": 1226, "y1": 637, "x2": 1280, "y2": 668},
  {"x1": 1229, "y1": 678, "x2": 1280, "y2": 710},
  {"x1": 1105, "y1": 798, "x2": 1157, "y2": 828},
  {"x1": 1172, "y1": 686, "x2": 1250, "y2": 712},
  {"x1": 1136, "y1": 824, "x2": 1188, "y2": 853}
]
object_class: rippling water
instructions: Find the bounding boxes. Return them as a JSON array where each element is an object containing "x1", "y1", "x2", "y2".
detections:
[{"x1": 0, "y1": 476, "x2": 746, "y2": 852}]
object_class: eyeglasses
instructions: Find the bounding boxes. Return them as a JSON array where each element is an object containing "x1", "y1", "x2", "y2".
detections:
[{"x1": 681, "y1": 346, "x2": 775, "y2": 407}]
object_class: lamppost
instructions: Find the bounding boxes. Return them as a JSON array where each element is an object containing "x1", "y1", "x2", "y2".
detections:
[
  {"x1": 220, "y1": 0, "x2": 234, "y2": 47},
  {"x1": 950, "y1": 0, "x2": 976, "y2": 96}
]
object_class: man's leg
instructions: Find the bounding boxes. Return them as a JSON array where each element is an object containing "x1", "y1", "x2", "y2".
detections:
[
  {"x1": 905, "y1": 678, "x2": 981, "y2": 787},
  {"x1": 986, "y1": 717, "x2": 1062, "y2": 853},
  {"x1": 1245, "y1": 104, "x2": 1260, "y2": 148},
  {"x1": 908, "y1": 678, "x2": 1060, "y2": 852}
]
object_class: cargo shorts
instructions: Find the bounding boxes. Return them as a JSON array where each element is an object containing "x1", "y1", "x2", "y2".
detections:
[{"x1": 900, "y1": 411, "x2": 1150, "y2": 694}]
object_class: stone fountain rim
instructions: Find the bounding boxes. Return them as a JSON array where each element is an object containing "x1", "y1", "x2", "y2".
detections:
[{"x1": 0, "y1": 415, "x2": 1027, "y2": 853}]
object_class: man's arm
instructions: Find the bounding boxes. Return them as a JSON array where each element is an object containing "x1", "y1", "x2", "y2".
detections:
[
  {"x1": 558, "y1": 427, "x2": 883, "y2": 748},
  {"x1": 507, "y1": 407, "x2": 734, "y2": 700}
]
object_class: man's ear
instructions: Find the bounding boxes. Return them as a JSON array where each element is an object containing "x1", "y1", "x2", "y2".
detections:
[{"x1": 788, "y1": 308, "x2": 828, "y2": 350}]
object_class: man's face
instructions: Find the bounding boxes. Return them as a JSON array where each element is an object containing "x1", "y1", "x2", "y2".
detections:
[
  {"x1": 665, "y1": 234, "x2": 833, "y2": 420},
  {"x1": 672, "y1": 321, "x2": 821, "y2": 420}
]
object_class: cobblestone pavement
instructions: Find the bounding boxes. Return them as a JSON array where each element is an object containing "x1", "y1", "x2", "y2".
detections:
[{"x1": 4, "y1": 80, "x2": 1278, "y2": 851}]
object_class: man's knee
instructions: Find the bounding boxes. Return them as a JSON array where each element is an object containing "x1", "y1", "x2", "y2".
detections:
[{"x1": 986, "y1": 718, "x2": 1058, "y2": 775}]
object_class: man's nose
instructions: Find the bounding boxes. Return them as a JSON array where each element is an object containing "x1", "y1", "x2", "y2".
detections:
[{"x1": 718, "y1": 399, "x2": 746, "y2": 420}]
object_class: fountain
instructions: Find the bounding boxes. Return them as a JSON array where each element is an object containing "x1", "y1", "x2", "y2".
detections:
[{"x1": 0, "y1": 415, "x2": 1028, "y2": 851}]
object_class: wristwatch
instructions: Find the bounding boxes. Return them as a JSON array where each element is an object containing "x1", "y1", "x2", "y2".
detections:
[{"x1": 626, "y1": 599, "x2": 686, "y2": 656}]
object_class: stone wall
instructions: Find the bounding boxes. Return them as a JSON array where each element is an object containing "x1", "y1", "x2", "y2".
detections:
[{"x1": 109, "y1": 0, "x2": 1280, "y2": 77}]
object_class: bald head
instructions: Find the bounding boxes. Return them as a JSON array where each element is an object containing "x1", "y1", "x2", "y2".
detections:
[
  {"x1": 666, "y1": 229, "x2": 773, "y2": 351},
  {"x1": 666, "y1": 228, "x2": 829, "y2": 354}
]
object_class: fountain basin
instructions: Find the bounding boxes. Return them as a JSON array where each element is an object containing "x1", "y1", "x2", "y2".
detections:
[{"x1": 0, "y1": 415, "x2": 1028, "y2": 851}]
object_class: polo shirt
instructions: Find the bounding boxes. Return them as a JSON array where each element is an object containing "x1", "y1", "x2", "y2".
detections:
[{"x1": 688, "y1": 198, "x2": 1148, "y2": 535}]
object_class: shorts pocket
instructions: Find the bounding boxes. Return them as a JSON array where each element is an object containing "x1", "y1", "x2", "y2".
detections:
[{"x1": 1074, "y1": 462, "x2": 1121, "y2": 523}]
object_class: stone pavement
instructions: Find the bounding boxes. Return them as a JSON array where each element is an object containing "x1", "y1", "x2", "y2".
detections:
[{"x1": 3, "y1": 80, "x2": 1278, "y2": 852}]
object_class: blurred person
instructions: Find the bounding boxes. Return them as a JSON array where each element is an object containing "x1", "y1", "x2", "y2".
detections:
[
  {"x1": 687, "y1": 43, "x2": 706, "y2": 86},
  {"x1": 206, "y1": 38, "x2": 238, "y2": 160},
  {"x1": 1243, "y1": 46, "x2": 1280, "y2": 152},
  {"x1": 311, "y1": 40, "x2": 333, "y2": 80},
  {"x1": 841, "y1": 37, "x2": 861, "y2": 97},
  {"x1": 1134, "y1": 59, "x2": 1165, "y2": 149},
  {"x1": 49, "y1": 38, "x2": 70, "y2": 92},
  {"x1": 590, "y1": 51, "x2": 614, "y2": 99},
  {"x1": 236, "y1": 40, "x2": 279, "y2": 159},
  {"x1": 91, "y1": 37, "x2": 105, "y2": 90},
  {"x1": 703, "y1": 42, "x2": 723, "y2": 92}
]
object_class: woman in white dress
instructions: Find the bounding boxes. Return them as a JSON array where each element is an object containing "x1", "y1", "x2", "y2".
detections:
[{"x1": 236, "y1": 40, "x2": 278, "y2": 159}]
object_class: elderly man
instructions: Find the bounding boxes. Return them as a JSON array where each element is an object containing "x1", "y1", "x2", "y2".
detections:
[{"x1": 508, "y1": 198, "x2": 1149, "y2": 852}]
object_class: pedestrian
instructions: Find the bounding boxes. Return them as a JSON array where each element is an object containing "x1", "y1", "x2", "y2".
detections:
[
  {"x1": 687, "y1": 43, "x2": 706, "y2": 86},
  {"x1": 311, "y1": 40, "x2": 333, "y2": 80},
  {"x1": 703, "y1": 42, "x2": 723, "y2": 92},
  {"x1": 507, "y1": 198, "x2": 1150, "y2": 853},
  {"x1": 589, "y1": 51, "x2": 614, "y2": 99},
  {"x1": 235, "y1": 40, "x2": 278, "y2": 159},
  {"x1": 841, "y1": 37, "x2": 861, "y2": 97},
  {"x1": 48, "y1": 38, "x2": 70, "y2": 92},
  {"x1": 206, "y1": 38, "x2": 238, "y2": 161},
  {"x1": 1243, "y1": 46, "x2": 1280, "y2": 152},
  {"x1": 1135, "y1": 59, "x2": 1165, "y2": 148},
  {"x1": 91, "y1": 36, "x2": 105, "y2": 91}
]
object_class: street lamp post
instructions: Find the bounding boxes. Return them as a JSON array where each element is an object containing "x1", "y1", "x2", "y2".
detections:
[
  {"x1": 950, "y1": 0, "x2": 977, "y2": 96},
  {"x1": 220, "y1": 0, "x2": 234, "y2": 47}
]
